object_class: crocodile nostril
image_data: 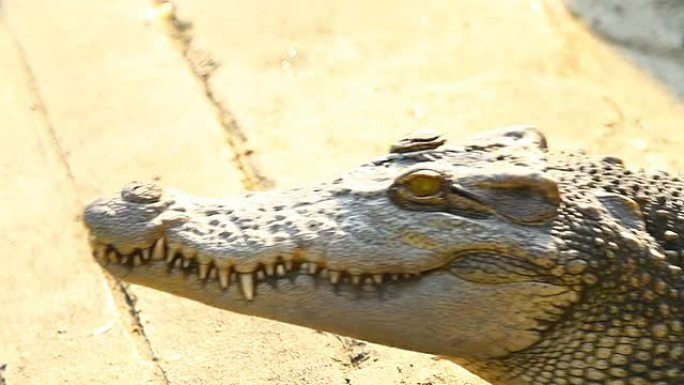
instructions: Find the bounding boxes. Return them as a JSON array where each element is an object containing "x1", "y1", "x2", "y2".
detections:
[{"x1": 121, "y1": 181, "x2": 163, "y2": 204}]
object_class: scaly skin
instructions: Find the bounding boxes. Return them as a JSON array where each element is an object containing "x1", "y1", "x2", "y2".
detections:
[{"x1": 84, "y1": 127, "x2": 683, "y2": 385}]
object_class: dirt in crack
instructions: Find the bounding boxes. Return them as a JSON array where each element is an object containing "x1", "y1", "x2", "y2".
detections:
[
  {"x1": 113, "y1": 281, "x2": 171, "y2": 384},
  {"x1": 339, "y1": 337, "x2": 375, "y2": 385},
  {"x1": 337, "y1": 336, "x2": 373, "y2": 368},
  {"x1": 156, "y1": 0, "x2": 274, "y2": 191}
]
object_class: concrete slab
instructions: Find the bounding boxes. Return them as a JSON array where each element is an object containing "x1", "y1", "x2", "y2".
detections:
[
  {"x1": 3, "y1": 0, "x2": 240, "y2": 199},
  {"x1": 0, "y1": 21, "x2": 165, "y2": 385},
  {"x1": 172, "y1": 0, "x2": 684, "y2": 187}
]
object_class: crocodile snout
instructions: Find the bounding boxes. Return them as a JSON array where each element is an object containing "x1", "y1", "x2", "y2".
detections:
[
  {"x1": 84, "y1": 179, "x2": 453, "y2": 301},
  {"x1": 84, "y1": 181, "x2": 180, "y2": 255}
]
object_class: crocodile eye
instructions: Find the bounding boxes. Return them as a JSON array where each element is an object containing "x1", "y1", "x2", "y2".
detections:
[
  {"x1": 398, "y1": 170, "x2": 444, "y2": 197},
  {"x1": 406, "y1": 174, "x2": 442, "y2": 197},
  {"x1": 389, "y1": 169, "x2": 491, "y2": 218}
]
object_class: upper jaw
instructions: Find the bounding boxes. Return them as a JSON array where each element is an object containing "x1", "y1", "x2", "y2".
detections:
[
  {"x1": 83, "y1": 182, "x2": 455, "y2": 300},
  {"x1": 83, "y1": 182, "x2": 183, "y2": 253}
]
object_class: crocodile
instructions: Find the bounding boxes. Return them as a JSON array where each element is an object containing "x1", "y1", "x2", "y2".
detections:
[{"x1": 84, "y1": 127, "x2": 683, "y2": 385}]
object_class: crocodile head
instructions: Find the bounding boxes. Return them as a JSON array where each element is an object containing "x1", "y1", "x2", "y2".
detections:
[{"x1": 83, "y1": 127, "x2": 684, "y2": 384}]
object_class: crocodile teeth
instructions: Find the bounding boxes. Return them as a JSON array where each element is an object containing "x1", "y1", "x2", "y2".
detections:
[
  {"x1": 391, "y1": 274, "x2": 399, "y2": 281},
  {"x1": 276, "y1": 264, "x2": 287, "y2": 277},
  {"x1": 218, "y1": 268, "x2": 231, "y2": 288},
  {"x1": 351, "y1": 275, "x2": 361, "y2": 285},
  {"x1": 142, "y1": 248, "x2": 152, "y2": 261},
  {"x1": 133, "y1": 255, "x2": 143, "y2": 267},
  {"x1": 300, "y1": 262, "x2": 318, "y2": 275},
  {"x1": 239, "y1": 273, "x2": 254, "y2": 300},
  {"x1": 110, "y1": 250, "x2": 121, "y2": 264},
  {"x1": 165, "y1": 248, "x2": 177, "y2": 263},
  {"x1": 264, "y1": 263, "x2": 275, "y2": 276},
  {"x1": 284, "y1": 261, "x2": 293, "y2": 271},
  {"x1": 329, "y1": 271, "x2": 341, "y2": 284},
  {"x1": 152, "y1": 238, "x2": 165, "y2": 261},
  {"x1": 372, "y1": 274, "x2": 383, "y2": 284},
  {"x1": 93, "y1": 244, "x2": 107, "y2": 262},
  {"x1": 198, "y1": 263, "x2": 210, "y2": 279},
  {"x1": 182, "y1": 258, "x2": 191, "y2": 269}
]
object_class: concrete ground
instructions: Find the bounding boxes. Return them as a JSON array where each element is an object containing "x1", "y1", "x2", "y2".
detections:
[{"x1": 0, "y1": 1, "x2": 682, "y2": 384}]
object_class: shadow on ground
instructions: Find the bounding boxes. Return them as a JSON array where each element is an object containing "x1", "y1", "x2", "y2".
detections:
[{"x1": 566, "y1": 0, "x2": 684, "y2": 100}]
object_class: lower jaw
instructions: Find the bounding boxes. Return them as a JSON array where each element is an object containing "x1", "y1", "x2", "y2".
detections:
[
  {"x1": 103, "y1": 259, "x2": 427, "y2": 305},
  {"x1": 99, "y1": 260, "x2": 466, "y2": 358},
  {"x1": 91, "y1": 235, "x2": 428, "y2": 302}
]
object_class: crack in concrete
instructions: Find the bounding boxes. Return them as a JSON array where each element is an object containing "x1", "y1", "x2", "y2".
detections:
[
  {"x1": 599, "y1": 95, "x2": 626, "y2": 137},
  {"x1": 3, "y1": 14, "x2": 170, "y2": 385},
  {"x1": 151, "y1": 3, "x2": 391, "y2": 381},
  {"x1": 159, "y1": 1, "x2": 274, "y2": 191},
  {"x1": 3, "y1": 18, "x2": 77, "y2": 186},
  {"x1": 117, "y1": 283, "x2": 172, "y2": 384}
]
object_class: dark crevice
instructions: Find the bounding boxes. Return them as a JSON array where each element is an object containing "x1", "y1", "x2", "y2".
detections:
[
  {"x1": 159, "y1": 1, "x2": 274, "y2": 191},
  {"x1": 118, "y1": 283, "x2": 172, "y2": 384}
]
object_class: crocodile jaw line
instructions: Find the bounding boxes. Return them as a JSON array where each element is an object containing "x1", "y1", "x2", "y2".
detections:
[
  {"x1": 89, "y1": 235, "x2": 457, "y2": 356},
  {"x1": 90, "y1": 235, "x2": 570, "y2": 360},
  {"x1": 84, "y1": 177, "x2": 569, "y2": 360},
  {"x1": 89, "y1": 236, "x2": 425, "y2": 302}
]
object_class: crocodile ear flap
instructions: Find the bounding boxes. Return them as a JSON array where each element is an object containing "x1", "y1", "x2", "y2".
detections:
[
  {"x1": 465, "y1": 125, "x2": 548, "y2": 151},
  {"x1": 459, "y1": 169, "x2": 560, "y2": 224},
  {"x1": 390, "y1": 129, "x2": 446, "y2": 154},
  {"x1": 594, "y1": 192, "x2": 645, "y2": 231}
]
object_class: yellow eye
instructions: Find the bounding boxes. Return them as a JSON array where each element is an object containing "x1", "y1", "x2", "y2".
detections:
[{"x1": 405, "y1": 172, "x2": 443, "y2": 197}]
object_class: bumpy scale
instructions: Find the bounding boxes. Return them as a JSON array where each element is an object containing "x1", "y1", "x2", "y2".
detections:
[{"x1": 84, "y1": 127, "x2": 683, "y2": 385}]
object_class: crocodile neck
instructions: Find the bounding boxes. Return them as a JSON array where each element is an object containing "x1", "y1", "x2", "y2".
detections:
[
  {"x1": 471, "y1": 168, "x2": 684, "y2": 385},
  {"x1": 548, "y1": 152, "x2": 684, "y2": 268},
  {"x1": 499, "y1": 260, "x2": 683, "y2": 385}
]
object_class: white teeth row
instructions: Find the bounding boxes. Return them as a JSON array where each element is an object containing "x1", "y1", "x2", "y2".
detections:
[{"x1": 90, "y1": 237, "x2": 422, "y2": 301}]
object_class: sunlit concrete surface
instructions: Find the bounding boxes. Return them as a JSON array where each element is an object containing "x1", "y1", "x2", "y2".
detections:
[{"x1": 0, "y1": 0, "x2": 682, "y2": 384}]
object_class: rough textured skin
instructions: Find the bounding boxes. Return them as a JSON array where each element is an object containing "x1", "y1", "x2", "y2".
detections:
[{"x1": 84, "y1": 127, "x2": 684, "y2": 385}]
